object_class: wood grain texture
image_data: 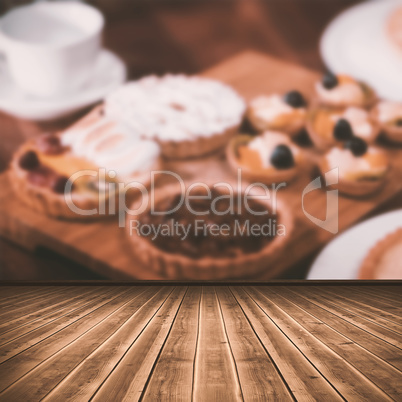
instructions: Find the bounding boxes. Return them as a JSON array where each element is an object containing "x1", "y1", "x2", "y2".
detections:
[
  {"x1": 0, "y1": 285, "x2": 401, "y2": 400},
  {"x1": 1, "y1": 51, "x2": 402, "y2": 281}
]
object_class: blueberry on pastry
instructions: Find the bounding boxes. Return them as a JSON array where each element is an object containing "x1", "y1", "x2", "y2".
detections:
[
  {"x1": 10, "y1": 106, "x2": 161, "y2": 219},
  {"x1": 372, "y1": 101, "x2": 402, "y2": 143},
  {"x1": 226, "y1": 131, "x2": 303, "y2": 184},
  {"x1": 247, "y1": 91, "x2": 308, "y2": 135},
  {"x1": 320, "y1": 138, "x2": 389, "y2": 197},
  {"x1": 307, "y1": 106, "x2": 380, "y2": 150},
  {"x1": 315, "y1": 73, "x2": 377, "y2": 108}
]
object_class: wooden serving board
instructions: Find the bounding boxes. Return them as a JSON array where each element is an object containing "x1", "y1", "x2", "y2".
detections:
[{"x1": 1, "y1": 51, "x2": 402, "y2": 280}]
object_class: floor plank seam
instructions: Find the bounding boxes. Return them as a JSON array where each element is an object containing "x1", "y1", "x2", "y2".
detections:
[
  {"x1": 228, "y1": 287, "x2": 296, "y2": 402},
  {"x1": 285, "y1": 287, "x2": 402, "y2": 353},
  {"x1": 87, "y1": 286, "x2": 176, "y2": 401},
  {"x1": 0, "y1": 287, "x2": 141, "y2": 394},
  {"x1": 246, "y1": 286, "x2": 349, "y2": 402}
]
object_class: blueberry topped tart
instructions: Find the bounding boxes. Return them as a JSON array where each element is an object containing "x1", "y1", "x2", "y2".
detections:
[
  {"x1": 321, "y1": 136, "x2": 389, "y2": 197},
  {"x1": 372, "y1": 101, "x2": 402, "y2": 143},
  {"x1": 307, "y1": 106, "x2": 380, "y2": 150},
  {"x1": 226, "y1": 131, "x2": 303, "y2": 184},
  {"x1": 126, "y1": 182, "x2": 293, "y2": 279},
  {"x1": 247, "y1": 91, "x2": 308, "y2": 135},
  {"x1": 315, "y1": 72, "x2": 377, "y2": 108}
]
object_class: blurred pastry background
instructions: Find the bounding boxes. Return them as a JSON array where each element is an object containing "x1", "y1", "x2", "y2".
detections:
[{"x1": 0, "y1": 0, "x2": 401, "y2": 280}]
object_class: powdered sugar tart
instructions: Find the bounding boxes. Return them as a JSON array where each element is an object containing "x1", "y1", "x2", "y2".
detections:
[
  {"x1": 372, "y1": 101, "x2": 402, "y2": 143},
  {"x1": 104, "y1": 74, "x2": 246, "y2": 159},
  {"x1": 226, "y1": 131, "x2": 304, "y2": 185},
  {"x1": 359, "y1": 228, "x2": 402, "y2": 279},
  {"x1": 307, "y1": 106, "x2": 380, "y2": 150},
  {"x1": 126, "y1": 181, "x2": 293, "y2": 279},
  {"x1": 10, "y1": 106, "x2": 161, "y2": 219},
  {"x1": 320, "y1": 138, "x2": 389, "y2": 197},
  {"x1": 247, "y1": 91, "x2": 307, "y2": 135}
]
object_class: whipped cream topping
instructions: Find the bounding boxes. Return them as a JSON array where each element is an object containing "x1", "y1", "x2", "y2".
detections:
[
  {"x1": 377, "y1": 101, "x2": 402, "y2": 124},
  {"x1": 315, "y1": 81, "x2": 364, "y2": 106},
  {"x1": 104, "y1": 75, "x2": 246, "y2": 142},
  {"x1": 325, "y1": 147, "x2": 387, "y2": 181},
  {"x1": 330, "y1": 107, "x2": 374, "y2": 139},
  {"x1": 248, "y1": 131, "x2": 300, "y2": 169},
  {"x1": 249, "y1": 95, "x2": 305, "y2": 123},
  {"x1": 61, "y1": 114, "x2": 160, "y2": 179}
]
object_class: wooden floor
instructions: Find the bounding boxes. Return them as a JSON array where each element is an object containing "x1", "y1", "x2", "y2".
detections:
[{"x1": 0, "y1": 286, "x2": 400, "y2": 401}]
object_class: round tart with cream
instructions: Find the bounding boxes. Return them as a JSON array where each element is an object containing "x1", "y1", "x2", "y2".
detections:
[
  {"x1": 307, "y1": 106, "x2": 380, "y2": 150},
  {"x1": 387, "y1": 6, "x2": 402, "y2": 54},
  {"x1": 247, "y1": 91, "x2": 308, "y2": 135},
  {"x1": 226, "y1": 131, "x2": 303, "y2": 184},
  {"x1": 315, "y1": 72, "x2": 377, "y2": 109},
  {"x1": 104, "y1": 74, "x2": 246, "y2": 159},
  {"x1": 359, "y1": 228, "x2": 402, "y2": 279},
  {"x1": 321, "y1": 137, "x2": 389, "y2": 197},
  {"x1": 372, "y1": 101, "x2": 402, "y2": 143},
  {"x1": 127, "y1": 182, "x2": 292, "y2": 279},
  {"x1": 10, "y1": 106, "x2": 161, "y2": 219}
]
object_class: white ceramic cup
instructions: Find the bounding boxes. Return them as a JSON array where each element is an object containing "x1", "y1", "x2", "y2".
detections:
[{"x1": 0, "y1": 1, "x2": 104, "y2": 98}]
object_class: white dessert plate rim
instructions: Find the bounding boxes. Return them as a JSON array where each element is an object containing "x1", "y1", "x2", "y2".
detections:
[{"x1": 308, "y1": 209, "x2": 402, "y2": 280}]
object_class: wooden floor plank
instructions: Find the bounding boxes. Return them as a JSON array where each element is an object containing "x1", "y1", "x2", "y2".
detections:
[
  {"x1": 0, "y1": 287, "x2": 74, "y2": 323},
  {"x1": 301, "y1": 287, "x2": 402, "y2": 346},
  {"x1": 0, "y1": 287, "x2": 107, "y2": 337},
  {"x1": 91, "y1": 287, "x2": 186, "y2": 402},
  {"x1": 0, "y1": 286, "x2": 139, "y2": 391},
  {"x1": 141, "y1": 286, "x2": 201, "y2": 402},
  {"x1": 351, "y1": 287, "x2": 402, "y2": 304},
  {"x1": 265, "y1": 287, "x2": 402, "y2": 399},
  {"x1": 41, "y1": 287, "x2": 173, "y2": 401},
  {"x1": 192, "y1": 287, "x2": 243, "y2": 402},
  {"x1": 309, "y1": 287, "x2": 402, "y2": 334},
  {"x1": 216, "y1": 287, "x2": 293, "y2": 401},
  {"x1": 247, "y1": 286, "x2": 393, "y2": 401},
  {"x1": 0, "y1": 287, "x2": 115, "y2": 345},
  {"x1": 0, "y1": 285, "x2": 400, "y2": 401},
  {"x1": 0, "y1": 287, "x2": 56, "y2": 308},
  {"x1": 230, "y1": 286, "x2": 344, "y2": 401},
  {"x1": 0, "y1": 287, "x2": 121, "y2": 363},
  {"x1": 0, "y1": 287, "x2": 166, "y2": 401},
  {"x1": 282, "y1": 287, "x2": 402, "y2": 370}
]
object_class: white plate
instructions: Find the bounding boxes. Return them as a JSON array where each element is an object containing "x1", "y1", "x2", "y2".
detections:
[
  {"x1": 0, "y1": 49, "x2": 126, "y2": 120},
  {"x1": 320, "y1": 0, "x2": 402, "y2": 101},
  {"x1": 308, "y1": 209, "x2": 402, "y2": 279}
]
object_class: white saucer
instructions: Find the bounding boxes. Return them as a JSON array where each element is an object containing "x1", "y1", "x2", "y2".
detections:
[
  {"x1": 308, "y1": 209, "x2": 402, "y2": 280},
  {"x1": 320, "y1": 0, "x2": 402, "y2": 101},
  {"x1": 0, "y1": 49, "x2": 126, "y2": 120}
]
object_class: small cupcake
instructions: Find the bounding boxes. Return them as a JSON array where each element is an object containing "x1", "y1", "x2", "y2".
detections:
[
  {"x1": 226, "y1": 131, "x2": 303, "y2": 184},
  {"x1": 307, "y1": 106, "x2": 380, "y2": 150},
  {"x1": 321, "y1": 137, "x2": 389, "y2": 197},
  {"x1": 315, "y1": 72, "x2": 377, "y2": 109},
  {"x1": 247, "y1": 91, "x2": 307, "y2": 135},
  {"x1": 372, "y1": 100, "x2": 402, "y2": 143}
]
